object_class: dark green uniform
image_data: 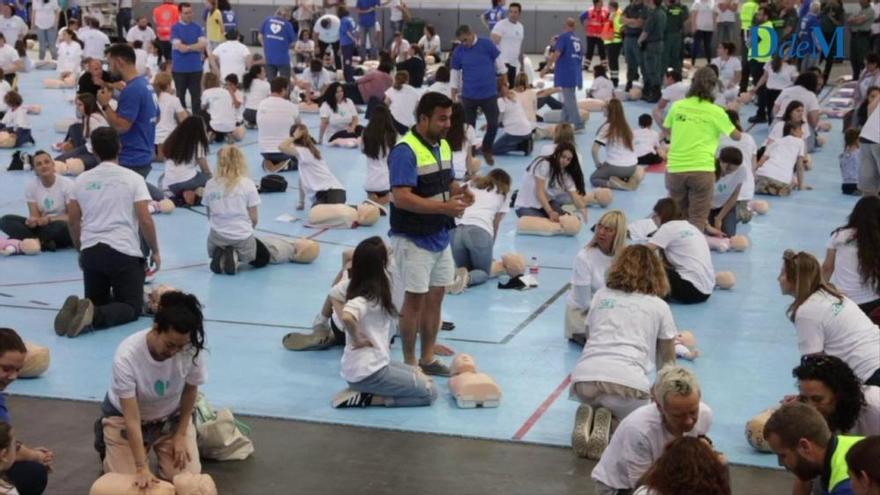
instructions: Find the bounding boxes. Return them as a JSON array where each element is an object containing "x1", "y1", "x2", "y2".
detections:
[
  {"x1": 663, "y1": 1, "x2": 688, "y2": 73},
  {"x1": 641, "y1": 4, "x2": 667, "y2": 100}
]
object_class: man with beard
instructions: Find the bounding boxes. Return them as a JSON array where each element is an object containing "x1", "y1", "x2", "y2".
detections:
[{"x1": 764, "y1": 402, "x2": 862, "y2": 495}]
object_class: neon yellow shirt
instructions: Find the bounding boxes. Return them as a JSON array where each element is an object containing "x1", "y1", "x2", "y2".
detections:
[
  {"x1": 664, "y1": 96, "x2": 736, "y2": 173},
  {"x1": 740, "y1": 0, "x2": 759, "y2": 30},
  {"x1": 206, "y1": 9, "x2": 224, "y2": 43}
]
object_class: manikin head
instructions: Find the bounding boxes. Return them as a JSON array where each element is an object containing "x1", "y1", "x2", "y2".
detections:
[
  {"x1": 763, "y1": 402, "x2": 831, "y2": 481},
  {"x1": 652, "y1": 366, "x2": 702, "y2": 437},
  {"x1": 0, "y1": 329, "x2": 26, "y2": 392}
]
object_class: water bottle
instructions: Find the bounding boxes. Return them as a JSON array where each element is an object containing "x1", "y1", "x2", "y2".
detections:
[{"x1": 529, "y1": 256, "x2": 539, "y2": 276}]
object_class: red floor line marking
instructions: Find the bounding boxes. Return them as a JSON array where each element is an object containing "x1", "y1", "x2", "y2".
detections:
[
  {"x1": 306, "y1": 227, "x2": 330, "y2": 240},
  {"x1": 512, "y1": 374, "x2": 572, "y2": 441},
  {"x1": 0, "y1": 262, "x2": 208, "y2": 287}
]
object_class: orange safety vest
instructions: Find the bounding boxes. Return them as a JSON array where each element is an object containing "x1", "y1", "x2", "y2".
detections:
[{"x1": 153, "y1": 3, "x2": 180, "y2": 41}]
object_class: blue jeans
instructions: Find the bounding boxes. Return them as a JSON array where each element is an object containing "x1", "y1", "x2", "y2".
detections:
[
  {"x1": 341, "y1": 43, "x2": 356, "y2": 83},
  {"x1": 623, "y1": 36, "x2": 642, "y2": 87},
  {"x1": 37, "y1": 28, "x2": 58, "y2": 60},
  {"x1": 451, "y1": 224, "x2": 494, "y2": 287},
  {"x1": 167, "y1": 171, "x2": 210, "y2": 197},
  {"x1": 358, "y1": 24, "x2": 378, "y2": 59},
  {"x1": 348, "y1": 361, "x2": 438, "y2": 407},
  {"x1": 561, "y1": 87, "x2": 582, "y2": 129},
  {"x1": 462, "y1": 96, "x2": 499, "y2": 153},
  {"x1": 492, "y1": 132, "x2": 530, "y2": 155}
]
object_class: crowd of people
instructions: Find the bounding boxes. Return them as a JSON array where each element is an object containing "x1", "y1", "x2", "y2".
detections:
[{"x1": 0, "y1": 0, "x2": 879, "y2": 493}]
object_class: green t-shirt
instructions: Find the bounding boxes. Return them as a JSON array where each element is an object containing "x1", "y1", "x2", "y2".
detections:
[
  {"x1": 664, "y1": 3, "x2": 688, "y2": 34},
  {"x1": 664, "y1": 97, "x2": 736, "y2": 173}
]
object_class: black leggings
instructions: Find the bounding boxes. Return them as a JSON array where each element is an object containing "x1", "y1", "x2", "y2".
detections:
[
  {"x1": 638, "y1": 153, "x2": 663, "y2": 165},
  {"x1": 692, "y1": 30, "x2": 713, "y2": 64},
  {"x1": 6, "y1": 460, "x2": 48, "y2": 495},
  {"x1": 665, "y1": 263, "x2": 711, "y2": 304},
  {"x1": 585, "y1": 36, "x2": 606, "y2": 65},
  {"x1": 0, "y1": 215, "x2": 73, "y2": 249},
  {"x1": 858, "y1": 298, "x2": 880, "y2": 320}
]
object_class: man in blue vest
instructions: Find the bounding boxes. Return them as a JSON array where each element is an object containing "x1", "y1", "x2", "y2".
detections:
[
  {"x1": 540, "y1": 18, "x2": 585, "y2": 130},
  {"x1": 388, "y1": 92, "x2": 474, "y2": 376},
  {"x1": 764, "y1": 402, "x2": 861, "y2": 495}
]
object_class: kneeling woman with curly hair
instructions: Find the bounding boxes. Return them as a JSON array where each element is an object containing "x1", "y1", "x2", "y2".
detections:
[{"x1": 634, "y1": 436, "x2": 731, "y2": 495}]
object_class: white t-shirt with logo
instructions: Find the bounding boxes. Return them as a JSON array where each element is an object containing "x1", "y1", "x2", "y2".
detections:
[
  {"x1": 126, "y1": 25, "x2": 157, "y2": 45},
  {"x1": 498, "y1": 96, "x2": 534, "y2": 136},
  {"x1": 213, "y1": 41, "x2": 250, "y2": 81},
  {"x1": 513, "y1": 159, "x2": 576, "y2": 210},
  {"x1": 567, "y1": 246, "x2": 614, "y2": 311},
  {"x1": 718, "y1": 133, "x2": 756, "y2": 200},
  {"x1": 385, "y1": 85, "x2": 420, "y2": 128},
  {"x1": 491, "y1": 18, "x2": 524, "y2": 68},
  {"x1": 649, "y1": 220, "x2": 715, "y2": 295},
  {"x1": 156, "y1": 92, "x2": 184, "y2": 144},
  {"x1": 794, "y1": 290, "x2": 880, "y2": 382},
  {"x1": 319, "y1": 99, "x2": 358, "y2": 137},
  {"x1": 33, "y1": 0, "x2": 60, "y2": 31},
  {"x1": 292, "y1": 145, "x2": 343, "y2": 204},
  {"x1": 57, "y1": 41, "x2": 82, "y2": 74},
  {"x1": 329, "y1": 279, "x2": 394, "y2": 383},
  {"x1": 0, "y1": 15, "x2": 27, "y2": 44},
  {"x1": 456, "y1": 183, "x2": 509, "y2": 237},
  {"x1": 71, "y1": 162, "x2": 151, "y2": 258},
  {"x1": 710, "y1": 56, "x2": 741, "y2": 87},
  {"x1": 78, "y1": 27, "x2": 111, "y2": 60},
  {"x1": 755, "y1": 135, "x2": 804, "y2": 184},
  {"x1": 163, "y1": 147, "x2": 206, "y2": 190},
  {"x1": 202, "y1": 87, "x2": 237, "y2": 133},
  {"x1": 25, "y1": 176, "x2": 73, "y2": 216},
  {"x1": 244, "y1": 78, "x2": 271, "y2": 111},
  {"x1": 596, "y1": 123, "x2": 638, "y2": 167},
  {"x1": 711, "y1": 164, "x2": 747, "y2": 209},
  {"x1": 257, "y1": 95, "x2": 299, "y2": 153},
  {"x1": 633, "y1": 128, "x2": 660, "y2": 157},
  {"x1": 108, "y1": 329, "x2": 207, "y2": 422},
  {"x1": 573, "y1": 288, "x2": 677, "y2": 391},
  {"x1": 828, "y1": 228, "x2": 880, "y2": 305},
  {"x1": 592, "y1": 402, "x2": 714, "y2": 489},
  {"x1": 764, "y1": 62, "x2": 798, "y2": 90},
  {"x1": 203, "y1": 177, "x2": 261, "y2": 240}
]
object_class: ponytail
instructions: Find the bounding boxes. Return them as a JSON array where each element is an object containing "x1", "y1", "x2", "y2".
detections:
[{"x1": 153, "y1": 291, "x2": 206, "y2": 362}]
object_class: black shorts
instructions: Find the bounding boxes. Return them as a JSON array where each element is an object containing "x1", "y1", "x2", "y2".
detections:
[
  {"x1": 261, "y1": 153, "x2": 299, "y2": 171},
  {"x1": 366, "y1": 190, "x2": 390, "y2": 197},
  {"x1": 314, "y1": 188, "x2": 347, "y2": 205}
]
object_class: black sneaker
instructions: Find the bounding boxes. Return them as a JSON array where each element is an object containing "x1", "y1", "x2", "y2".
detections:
[
  {"x1": 524, "y1": 136, "x2": 534, "y2": 156},
  {"x1": 210, "y1": 247, "x2": 224, "y2": 274},
  {"x1": 222, "y1": 246, "x2": 238, "y2": 275},
  {"x1": 748, "y1": 114, "x2": 767, "y2": 124},
  {"x1": 54, "y1": 295, "x2": 79, "y2": 336},
  {"x1": 7, "y1": 151, "x2": 22, "y2": 171},
  {"x1": 332, "y1": 388, "x2": 374, "y2": 408}
]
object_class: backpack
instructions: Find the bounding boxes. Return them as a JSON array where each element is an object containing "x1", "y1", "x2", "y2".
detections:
[{"x1": 259, "y1": 174, "x2": 288, "y2": 193}]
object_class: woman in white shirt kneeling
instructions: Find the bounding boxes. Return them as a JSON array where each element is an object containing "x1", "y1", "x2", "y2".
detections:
[
  {"x1": 99, "y1": 291, "x2": 207, "y2": 489},
  {"x1": 590, "y1": 99, "x2": 643, "y2": 191},
  {"x1": 332, "y1": 236, "x2": 438, "y2": 408},
  {"x1": 565, "y1": 209, "x2": 628, "y2": 345},
  {"x1": 161, "y1": 115, "x2": 212, "y2": 205},
  {"x1": 385, "y1": 70, "x2": 420, "y2": 136},
  {"x1": 822, "y1": 196, "x2": 880, "y2": 317},
  {"x1": 493, "y1": 76, "x2": 534, "y2": 156},
  {"x1": 319, "y1": 82, "x2": 363, "y2": 146},
  {"x1": 570, "y1": 244, "x2": 677, "y2": 459}
]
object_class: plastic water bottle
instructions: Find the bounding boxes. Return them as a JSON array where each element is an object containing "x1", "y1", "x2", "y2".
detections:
[{"x1": 529, "y1": 257, "x2": 539, "y2": 276}]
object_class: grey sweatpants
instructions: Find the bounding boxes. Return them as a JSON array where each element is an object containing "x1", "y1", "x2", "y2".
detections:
[
  {"x1": 206, "y1": 230, "x2": 258, "y2": 263},
  {"x1": 858, "y1": 141, "x2": 880, "y2": 195}
]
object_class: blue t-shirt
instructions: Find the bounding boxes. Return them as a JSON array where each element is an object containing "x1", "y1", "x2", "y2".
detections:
[
  {"x1": 357, "y1": 0, "x2": 380, "y2": 27},
  {"x1": 388, "y1": 143, "x2": 455, "y2": 252},
  {"x1": 117, "y1": 76, "x2": 158, "y2": 167},
  {"x1": 222, "y1": 9, "x2": 238, "y2": 35},
  {"x1": 339, "y1": 15, "x2": 357, "y2": 47},
  {"x1": 171, "y1": 22, "x2": 204, "y2": 73},
  {"x1": 798, "y1": 13, "x2": 821, "y2": 52},
  {"x1": 451, "y1": 37, "x2": 500, "y2": 100},
  {"x1": 0, "y1": 393, "x2": 9, "y2": 424},
  {"x1": 483, "y1": 5, "x2": 507, "y2": 31},
  {"x1": 261, "y1": 15, "x2": 296, "y2": 65},
  {"x1": 554, "y1": 31, "x2": 584, "y2": 89}
]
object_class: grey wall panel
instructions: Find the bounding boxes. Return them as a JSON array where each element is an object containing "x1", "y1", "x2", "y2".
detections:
[{"x1": 402, "y1": 7, "x2": 461, "y2": 52}]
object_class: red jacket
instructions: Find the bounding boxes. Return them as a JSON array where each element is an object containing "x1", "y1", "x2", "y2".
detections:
[
  {"x1": 582, "y1": 6, "x2": 610, "y2": 38},
  {"x1": 153, "y1": 3, "x2": 180, "y2": 41}
]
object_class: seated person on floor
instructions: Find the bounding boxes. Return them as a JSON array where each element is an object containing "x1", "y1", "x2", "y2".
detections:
[
  {"x1": 822, "y1": 196, "x2": 880, "y2": 317},
  {"x1": 256, "y1": 77, "x2": 301, "y2": 173},
  {"x1": 493, "y1": 76, "x2": 535, "y2": 156},
  {"x1": 570, "y1": 245, "x2": 678, "y2": 460},
  {"x1": 449, "y1": 102, "x2": 482, "y2": 179},
  {"x1": 279, "y1": 124, "x2": 347, "y2": 212},
  {"x1": 591, "y1": 366, "x2": 714, "y2": 494},
  {"x1": 319, "y1": 82, "x2": 363, "y2": 147},
  {"x1": 565, "y1": 210, "x2": 628, "y2": 345},
  {"x1": 200, "y1": 72, "x2": 244, "y2": 143},
  {"x1": 295, "y1": 59, "x2": 334, "y2": 105},
  {"x1": 161, "y1": 116, "x2": 212, "y2": 206},
  {"x1": 590, "y1": 99, "x2": 644, "y2": 191},
  {"x1": 513, "y1": 142, "x2": 589, "y2": 226},
  {"x1": 633, "y1": 436, "x2": 731, "y2": 495},
  {"x1": 0, "y1": 150, "x2": 75, "y2": 251},
  {"x1": 708, "y1": 146, "x2": 745, "y2": 238},
  {"x1": 96, "y1": 292, "x2": 206, "y2": 489},
  {"x1": 331, "y1": 237, "x2": 438, "y2": 409},
  {"x1": 52, "y1": 93, "x2": 108, "y2": 170},
  {"x1": 242, "y1": 65, "x2": 269, "y2": 128},
  {"x1": 361, "y1": 104, "x2": 397, "y2": 206},
  {"x1": 632, "y1": 114, "x2": 665, "y2": 165},
  {"x1": 154, "y1": 73, "x2": 188, "y2": 162},
  {"x1": 0, "y1": 91, "x2": 34, "y2": 148}
]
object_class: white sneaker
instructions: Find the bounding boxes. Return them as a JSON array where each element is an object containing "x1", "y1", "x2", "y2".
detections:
[
  {"x1": 585, "y1": 407, "x2": 613, "y2": 460},
  {"x1": 571, "y1": 403, "x2": 594, "y2": 458}
]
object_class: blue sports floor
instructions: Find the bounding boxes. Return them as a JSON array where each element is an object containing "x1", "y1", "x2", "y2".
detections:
[{"x1": 0, "y1": 67, "x2": 858, "y2": 469}]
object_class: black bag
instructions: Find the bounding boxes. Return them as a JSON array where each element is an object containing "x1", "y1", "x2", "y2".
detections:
[{"x1": 260, "y1": 174, "x2": 288, "y2": 193}]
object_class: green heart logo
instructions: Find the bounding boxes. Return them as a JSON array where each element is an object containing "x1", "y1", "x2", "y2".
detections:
[{"x1": 154, "y1": 380, "x2": 170, "y2": 396}]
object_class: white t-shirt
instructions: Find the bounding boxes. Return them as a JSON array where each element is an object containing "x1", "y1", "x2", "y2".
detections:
[
  {"x1": 418, "y1": 34, "x2": 441, "y2": 56},
  {"x1": 718, "y1": 133, "x2": 756, "y2": 200},
  {"x1": 301, "y1": 68, "x2": 334, "y2": 96},
  {"x1": 385, "y1": 85, "x2": 420, "y2": 128},
  {"x1": 498, "y1": 96, "x2": 534, "y2": 136},
  {"x1": 452, "y1": 124, "x2": 479, "y2": 179},
  {"x1": 567, "y1": 246, "x2": 614, "y2": 310},
  {"x1": 765, "y1": 62, "x2": 798, "y2": 90},
  {"x1": 513, "y1": 159, "x2": 576, "y2": 210},
  {"x1": 861, "y1": 104, "x2": 880, "y2": 144},
  {"x1": 774, "y1": 85, "x2": 820, "y2": 119},
  {"x1": 649, "y1": 220, "x2": 715, "y2": 295},
  {"x1": 134, "y1": 48, "x2": 148, "y2": 76},
  {"x1": 716, "y1": 0, "x2": 737, "y2": 22},
  {"x1": 363, "y1": 148, "x2": 390, "y2": 193},
  {"x1": 314, "y1": 15, "x2": 341, "y2": 43},
  {"x1": 33, "y1": 0, "x2": 60, "y2": 30},
  {"x1": 126, "y1": 25, "x2": 157, "y2": 45},
  {"x1": 292, "y1": 145, "x2": 343, "y2": 204},
  {"x1": 828, "y1": 228, "x2": 880, "y2": 305},
  {"x1": 596, "y1": 123, "x2": 638, "y2": 167},
  {"x1": 70, "y1": 162, "x2": 151, "y2": 258},
  {"x1": 513, "y1": 89, "x2": 538, "y2": 123},
  {"x1": 491, "y1": 19, "x2": 524, "y2": 68},
  {"x1": 755, "y1": 135, "x2": 804, "y2": 184},
  {"x1": 853, "y1": 386, "x2": 880, "y2": 436},
  {"x1": 592, "y1": 402, "x2": 714, "y2": 489},
  {"x1": 1, "y1": 106, "x2": 28, "y2": 129},
  {"x1": 589, "y1": 76, "x2": 615, "y2": 100},
  {"x1": 692, "y1": 0, "x2": 716, "y2": 31},
  {"x1": 319, "y1": 99, "x2": 358, "y2": 137},
  {"x1": 108, "y1": 329, "x2": 207, "y2": 422},
  {"x1": 244, "y1": 78, "x2": 271, "y2": 110},
  {"x1": 146, "y1": 54, "x2": 159, "y2": 78},
  {"x1": 456, "y1": 183, "x2": 509, "y2": 237},
  {"x1": 212, "y1": 41, "x2": 251, "y2": 81},
  {"x1": 203, "y1": 177, "x2": 261, "y2": 240},
  {"x1": 163, "y1": 147, "x2": 206, "y2": 190},
  {"x1": 257, "y1": 95, "x2": 300, "y2": 153},
  {"x1": 391, "y1": 38, "x2": 411, "y2": 63},
  {"x1": 633, "y1": 128, "x2": 660, "y2": 157},
  {"x1": 795, "y1": 291, "x2": 880, "y2": 382},
  {"x1": 710, "y1": 56, "x2": 741, "y2": 87},
  {"x1": 25, "y1": 176, "x2": 73, "y2": 216},
  {"x1": 766, "y1": 120, "x2": 811, "y2": 145},
  {"x1": 0, "y1": 45, "x2": 19, "y2": 73},
  {"x1": 389, "y1": 0, "x2": 404, "y2": 21},
  {"x1": 294, "y1": 39, "x2": 315, "y2": 59},
  {"x1": 711, "y1": 164, "x2": 747, "y2": 208},
  {"x1": 83, "y1": 113, "x2": 109, "y2": 153},
  {"x1": 0, "y1": 79, "x2": 9, "y2": 112},
  {"x1": 156, "y1": 92, "x2": 185, "y2": 144},
  {"x1": 329, "y1": 279, "x2": 394, "y2": 383},
  {"x1": 0, "y1": 15, "x2": 27, "y2": 44},
  {"x1": 57, "y1": 41, "x2": 83, "y2": 74},
  {"x1": 661, "y1": 81, "x2": 689, "y2": 104},
  {"x1": 426, "y1": 81, "x2": 452, "y2": 98},
  {"x1": 573, "y1": 288, "x2": 677, "y2": 392},
  {"x1": 78, "y1": 27, "x2": 111, "y2": 60},
  {"x1": 202, "y1": 87, "x2": 237, "y2": 133}
]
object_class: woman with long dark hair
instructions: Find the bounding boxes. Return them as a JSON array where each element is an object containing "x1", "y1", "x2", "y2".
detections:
[
  {"x1": 823, "y1": 196, "x2": 880, "y2": 316},
  {"x1": 361, "y1": 104, "x2": 398, "y2": 206},
  {"x1": 242, "y1": 64, "x2": 269, "y2": 128},
  {"x1": 318, "y1": 82, "x2": 362, "y2": 144},
  {"x1": 448, "y1": 102, "x2": 480, "y2": 179},
  {"x1": 780, "y1": 250, "x2": 880, "y2": 386},
  {"x1": 162, "y1": 115, "x2": 212, "y2": 205},
  {"x1": 634, "y1": 437, "x2": 731, "y2": 495},
  {"x1": 53, "y1": 92, "x2": 108, "y2": 170},
  {"x1": 513, "y1": 142, "x2": 588, "y2": 221},
  {"x1": 331, "y1": 237, "x2": 438, "y2": 409}
]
